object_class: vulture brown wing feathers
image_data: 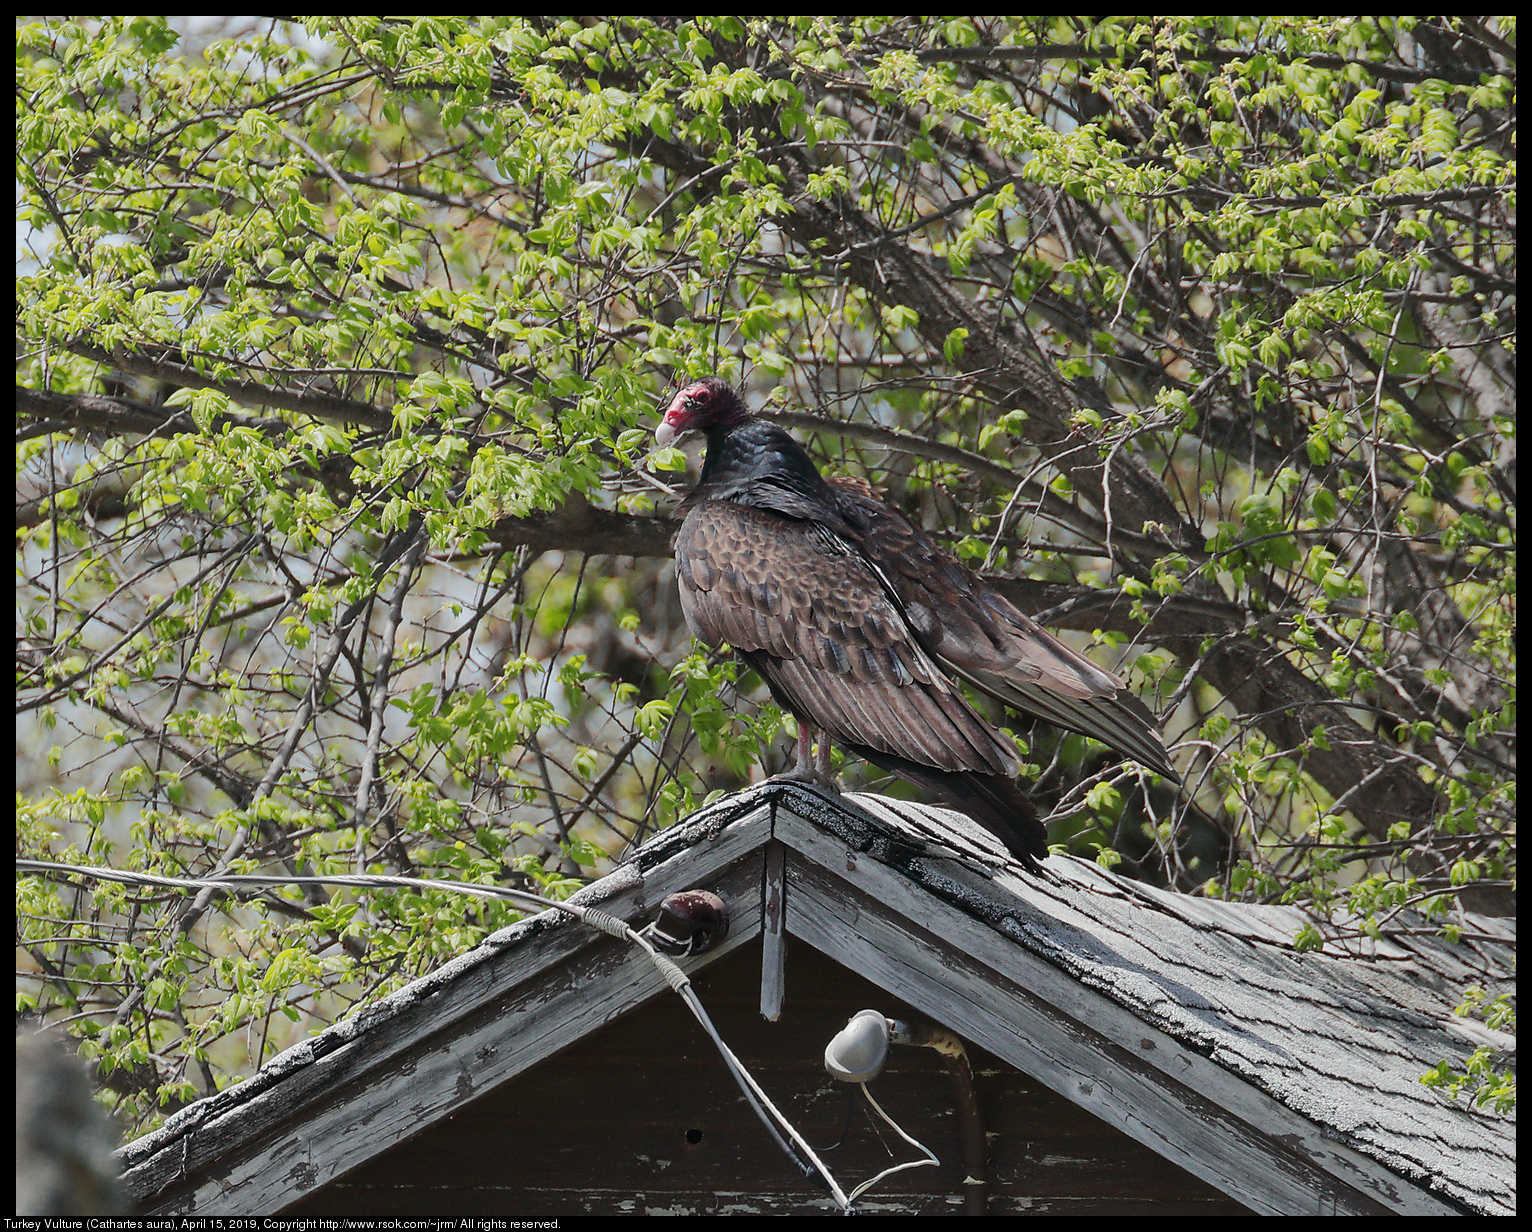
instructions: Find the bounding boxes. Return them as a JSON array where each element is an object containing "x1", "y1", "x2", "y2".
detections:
[
  {"x1": 828, "y1": 476, "x2": 1179, "y2": 780},
  {"x1": 675, "y1": 500, "x2": 1021, "y2": 780}
]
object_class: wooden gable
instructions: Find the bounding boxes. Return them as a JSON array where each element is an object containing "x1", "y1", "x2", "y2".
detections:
[{"x1": 118, "y1": 782, "x2": 1513, "y2": 1216}]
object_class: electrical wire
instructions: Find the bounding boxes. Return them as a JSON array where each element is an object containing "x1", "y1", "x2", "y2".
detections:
[
  {"x1": 847, "y1": 1082, "x2": 940, "y2": 1203},
  {"x1": 14, "y1": 859, "x2": 878, "y2": 1210}
]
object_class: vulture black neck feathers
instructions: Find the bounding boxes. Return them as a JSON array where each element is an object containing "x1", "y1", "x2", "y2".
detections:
[
  {"x1": 663, "y1": 380, "x2": 842, "y2": 526},
  {"x1": 657, "y1": 376, "x2": 1175, "y2": 872}
]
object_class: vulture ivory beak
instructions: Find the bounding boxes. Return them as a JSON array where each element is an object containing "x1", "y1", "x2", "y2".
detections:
[{"x1": 654, "y1": 418, "x2": 679, "y2": 448}]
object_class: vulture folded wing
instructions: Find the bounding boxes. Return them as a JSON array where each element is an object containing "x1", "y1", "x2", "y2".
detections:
[
  {"x1": 828, "y1": 477, "x2": 1178, "y2": 780},
  {"x1": 673, "y1": 499, "x2": 1019, "y2": 778},
  {"x1": 952, "y1": 665, "x2": 1179, "y2": 780}
]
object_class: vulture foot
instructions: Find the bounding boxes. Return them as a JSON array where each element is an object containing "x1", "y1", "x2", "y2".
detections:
[
  {"x1": 766, "y1": 764, "x2": 842, "y2": 793},
  {"x1": 768, "y1": 721, "x2": 840, "y2": 792}
]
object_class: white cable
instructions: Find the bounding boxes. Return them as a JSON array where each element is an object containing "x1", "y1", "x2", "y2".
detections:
[
  {"x1": 847, "y1": 1082, "x2": 940, "y2": 1203},
  {"x1": 16, "y1": 859, "x2": 859, "y2": 1208},
  {"x1": 14, "y1": 861, "x2": 583, "y2": 918},
  {"x1": 673, "y1": 983, "x2": 852, "y2": 1208}
]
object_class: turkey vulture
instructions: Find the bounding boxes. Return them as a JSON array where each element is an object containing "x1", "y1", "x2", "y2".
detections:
[{"x1": 656, "y1": 376, "x2": 1175, "y2": 871}]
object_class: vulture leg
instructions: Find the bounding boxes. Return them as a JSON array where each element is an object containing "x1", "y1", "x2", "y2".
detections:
[
  {"x1": 796, "y1": 719, "x2": 814, "y2": 776},
  {"x1": 768, "y1": 718, "x2": 839, "y2": 791}
]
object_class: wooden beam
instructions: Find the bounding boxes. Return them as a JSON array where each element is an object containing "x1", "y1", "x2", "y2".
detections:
[
  {"x1": 773, "y1": 814, "x2": 1455, "y2": 1216},
  {"x1": 760, "y1": 839, "x2": 787, "y2": 1022}
]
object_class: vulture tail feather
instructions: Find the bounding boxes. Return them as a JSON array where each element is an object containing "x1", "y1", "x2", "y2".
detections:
[{"x1": 846, "y1": 743, "x2": 1047, "y2": 873}]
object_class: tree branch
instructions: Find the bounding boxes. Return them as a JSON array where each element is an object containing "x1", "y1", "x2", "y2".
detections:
[{"x1": 67, "y1": 344, "x2": 393, "y2": 430}]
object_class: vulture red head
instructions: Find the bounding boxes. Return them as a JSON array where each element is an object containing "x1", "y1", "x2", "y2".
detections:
[{"x1": 655, "y1": 377, "x2": 748, "y2": 447}]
